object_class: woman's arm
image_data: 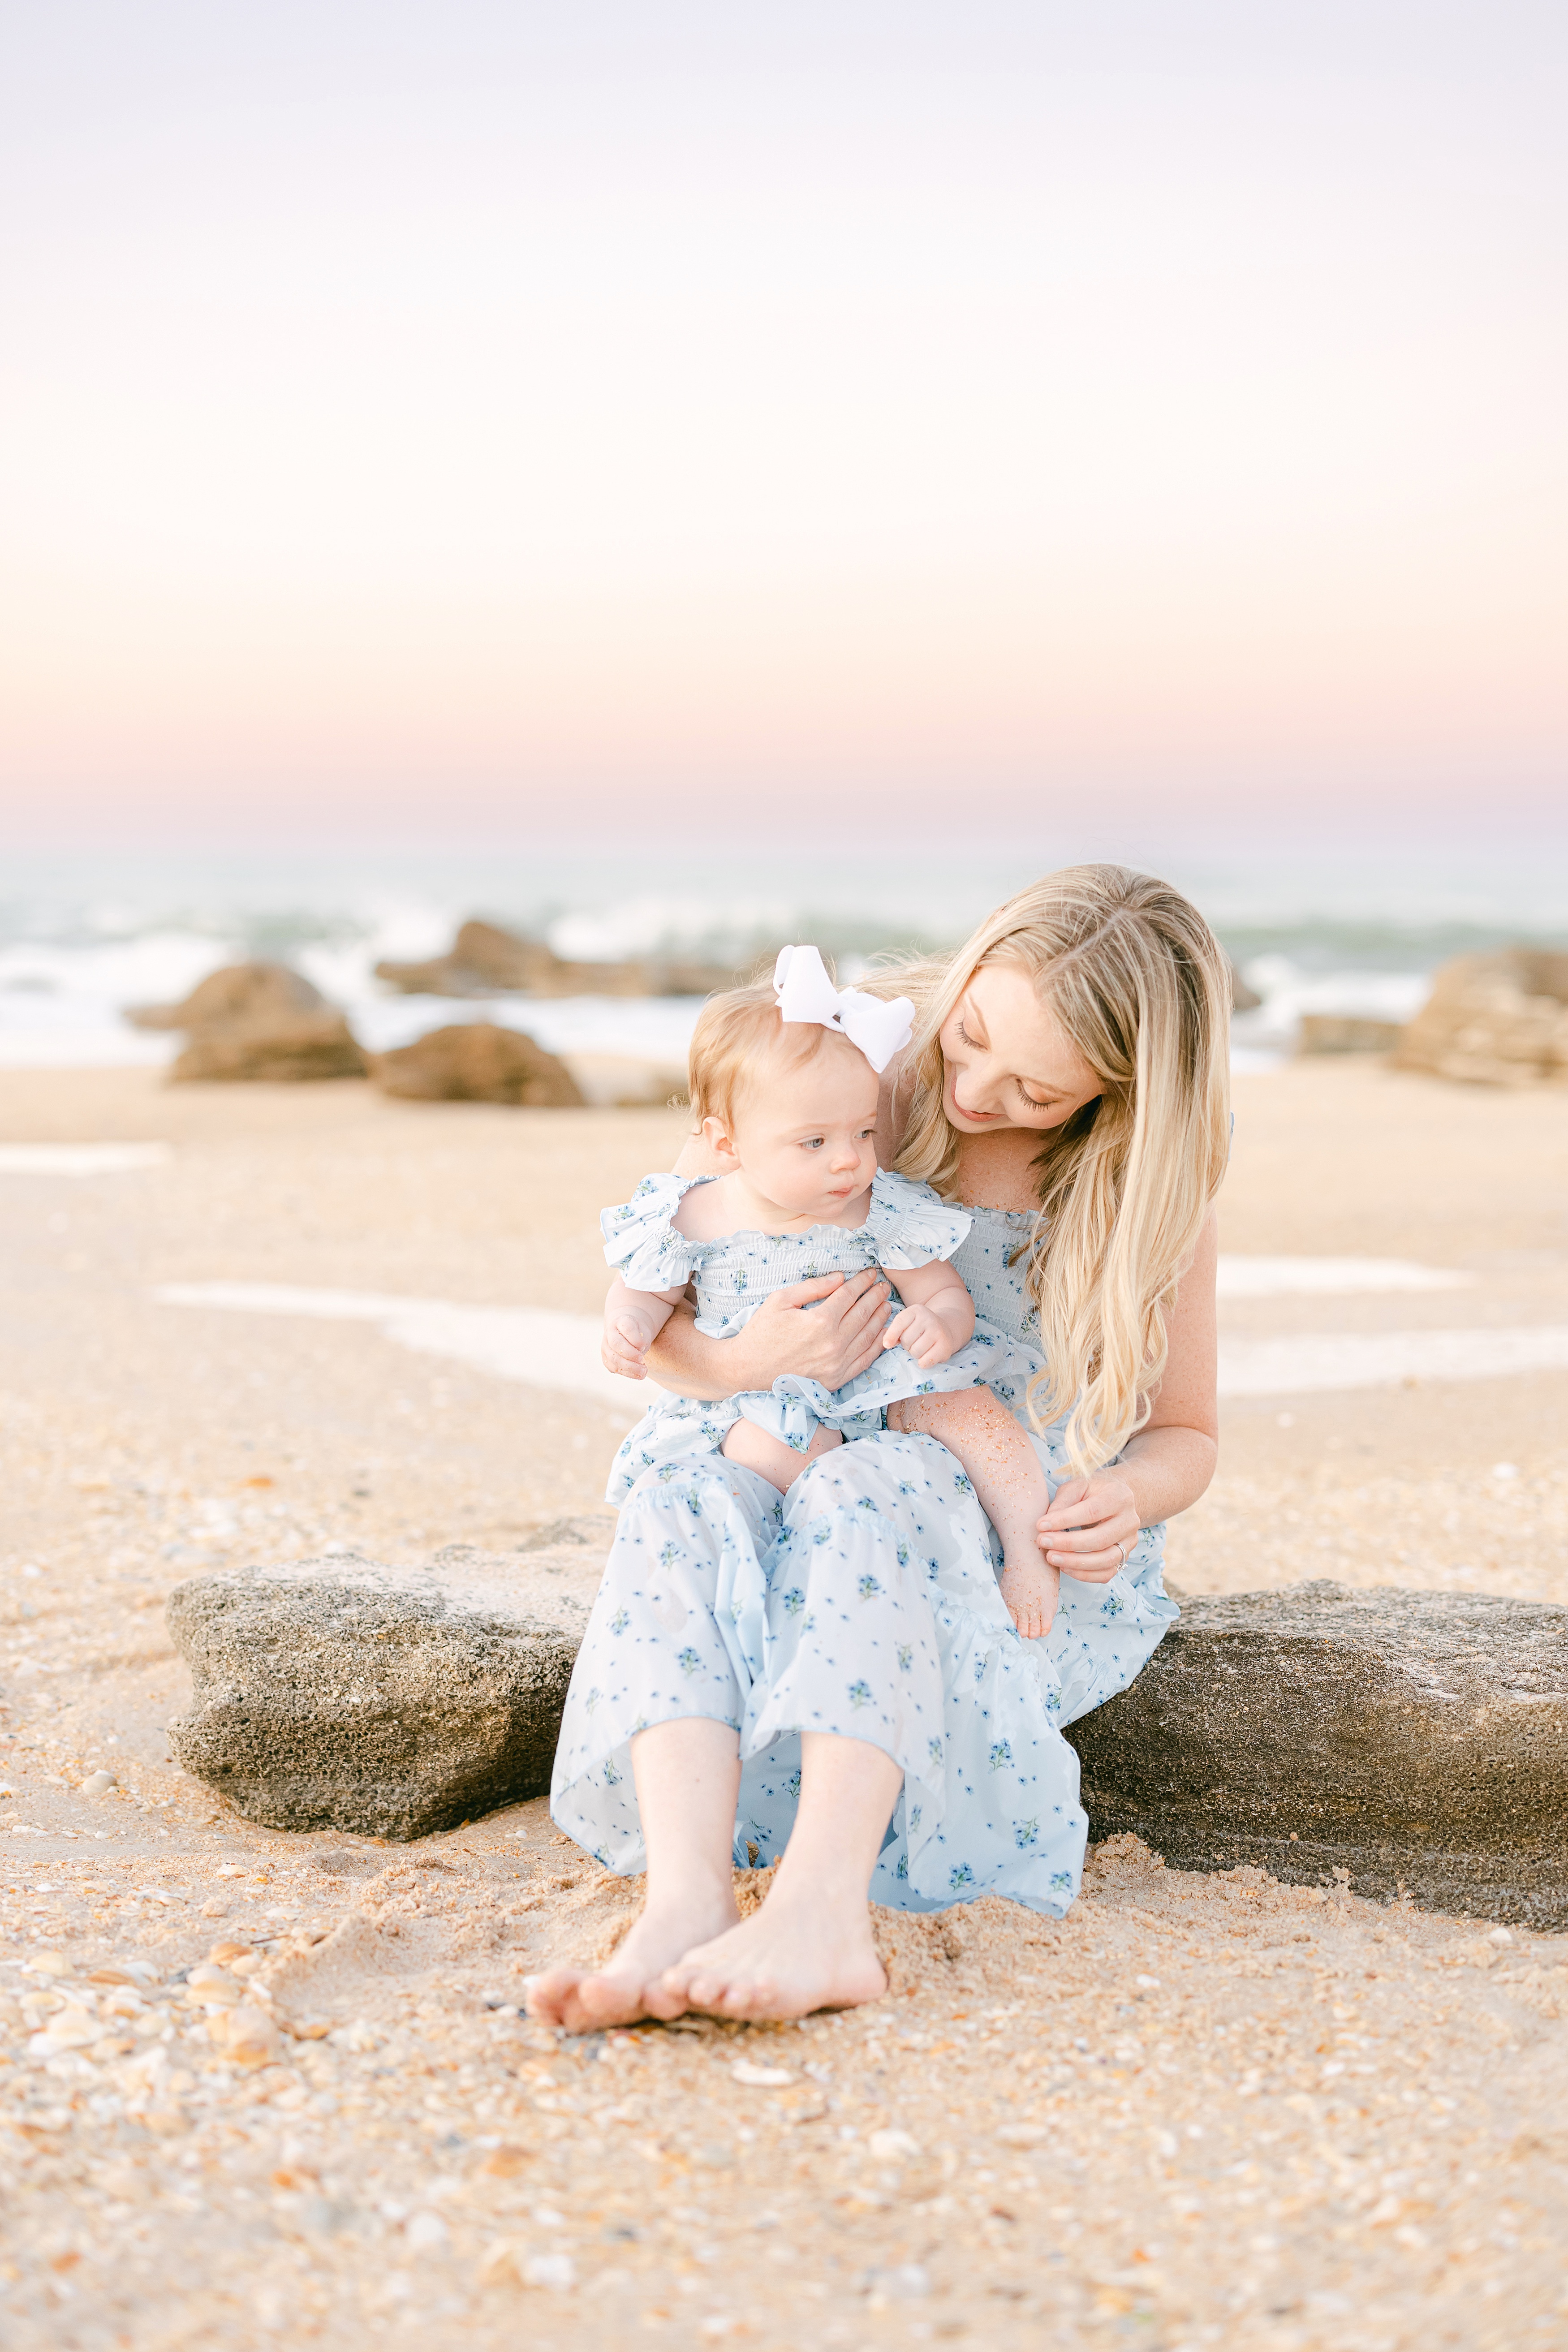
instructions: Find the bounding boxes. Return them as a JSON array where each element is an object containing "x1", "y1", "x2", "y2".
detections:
[
  {"x1": 642, "y1": 1273, "x2": 895, "y2": 1398},
  {"x1": 1034, "y1": 1210, "x2": 1219, "y2": 1579},
  {"x1": 635, "y1": 1094, "x2": 912, "y2": 1399}
]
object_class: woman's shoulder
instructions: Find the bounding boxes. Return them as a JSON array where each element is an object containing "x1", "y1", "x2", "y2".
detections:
[{"x1": 864, "y1": 1168, "x2": 973, "y2": 1267}]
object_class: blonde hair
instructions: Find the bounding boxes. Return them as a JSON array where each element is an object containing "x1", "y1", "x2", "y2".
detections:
[
  {"x1": 686, "y1": 978, "x2": 866, "y2": 1133},
  {"x1": 888, "y1": 865, "x2": 1231, "y2": 1474}
]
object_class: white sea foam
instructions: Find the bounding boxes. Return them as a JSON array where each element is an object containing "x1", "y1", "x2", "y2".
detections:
[
  {"x1": 4, "y1": 839, "x2": 1563, "y2": 1070},
  {"x1": 153, "y1": 1272, "x2": 1568, "y2": 1407}
]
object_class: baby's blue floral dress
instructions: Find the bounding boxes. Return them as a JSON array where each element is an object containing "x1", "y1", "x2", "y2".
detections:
[
  {"x1": 552, "y1": 1202, "x2": 1178, "y2": 1918},
  {"x1": 603, "y1": 1168, "x2": 997, "y2": 1498}
]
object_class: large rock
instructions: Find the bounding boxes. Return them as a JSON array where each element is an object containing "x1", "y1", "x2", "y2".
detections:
[
  {"x1": 1297, "y1": 1014, "x2": 1403, "y2": 1056},
  {"x1": 123, "y1": 960, "x2": 368, "y2": 1084},
  {"x1": 369, "y1": 1022, "x2": 586, "y2": 1106},
  {"x1": 1395, "y1": 949, "x2": 1568, "y2": 1086},
  {"x1": 170, "y1": 1016, "x2": 366, "y2": 1084},
  {"x1": 164, "y1": 1530, "x2": 611, "y2": 1839},
  {"x1": 563, "y1": 1051, "x2": 689, "y2": 1108},
  {"x1": 375, "y1": 916, "x2": 744, "y2": 1000},
  {"x1": 1226, "y1": 956, "x2": 1262, "y2": 1013},
  {"x1": 1066, "y1": 1581, "x2": 1568, "y2": 1926},
  {"x1": 125, "y1": 960, "x2": 329, "y2": 1033}
]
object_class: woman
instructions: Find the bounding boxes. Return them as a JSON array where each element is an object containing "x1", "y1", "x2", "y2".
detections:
[{"x1": 527, "y1": 866, "x2": 1228, "y2": 2032}]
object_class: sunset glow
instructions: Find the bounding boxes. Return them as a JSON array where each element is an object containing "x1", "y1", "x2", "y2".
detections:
[{"x1": 2, "y1": 4, "x2": 1564, "y2": 840}]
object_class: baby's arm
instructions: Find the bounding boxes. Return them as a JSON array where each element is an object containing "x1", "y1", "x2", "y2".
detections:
[
  {"x1": 880, "y1": 1259, "x2": 976, "y2": 1369},
  {"x1": 887, "y1": 1388, "x2": 1059, "y2": 1639},
  {"x1": 603, "y1": 1273, "x2": 687, "y2": 1382}
]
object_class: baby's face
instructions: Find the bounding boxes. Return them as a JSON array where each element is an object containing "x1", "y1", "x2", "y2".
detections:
[{"x1": 728, "y1": 1042, "x2": 879, "y2": 1219}]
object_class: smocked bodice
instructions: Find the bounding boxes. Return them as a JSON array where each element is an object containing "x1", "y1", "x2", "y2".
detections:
[{"x1": 950, "y1": 1203, "x2": 1042, "y2": 1348}]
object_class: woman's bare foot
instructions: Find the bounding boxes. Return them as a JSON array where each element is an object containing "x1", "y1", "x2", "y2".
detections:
[
  {"x1": 655, "y1": 1887, "x2": 887, "y2": 2023},
  {"x1": 525, "y1": 1883, "x2": 740, "y2": 2035}
]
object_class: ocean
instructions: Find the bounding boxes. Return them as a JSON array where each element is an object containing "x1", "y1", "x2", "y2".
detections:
[{"x1": 3, "y1": 836, "x2": 1564, "y2": 1076}]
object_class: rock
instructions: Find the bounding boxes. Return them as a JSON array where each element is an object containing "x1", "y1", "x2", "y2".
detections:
[
  {"x1": 169, "y1": 1016, "x2": 366, "y2": 1084},
  {"x1": 1066, "y1": 1581, "x2": 1568, "y2": 1926},
  {"x1": 80, "y1": 1769, "x2": 117, "y2": 1797},
  {"x1": 1394, "y1": 949, "x2": 1568, "y2": 1086},
  {"x1": 1296, "y1": 1015, "x2": 1403, "y2": 1056},
  {"x1": 1226, "y1": 957, "x2": 1262, "y2": 1013},
  {"x1": 375, "y1": 920, "x2": 564, "y2": 997},
  {"x1": 518, "y1": 1512, "x2": 616, "y2": 1554},
  {"x1": 164, "y1": 1541, "x2": 604, "y2": 1839},
  {"x1": 561, "y1": 1051, "x2": 689, "y2": 1109},
  {"x1": 369, "y1": 1022, "x2": 586, "y2": 1106},
  {"x1": 375, "y1": 915, "x2": 745, "y2": 1001},
  {"x1": 122, "y1": 959, "x2": 369, "y2": 1084},
  {"x1": 125, "y1": 961, "x2": 328, "y2": 1033},
  {"x1": 209, "y1": 2005, "x2": 281, "y2": 2068}
]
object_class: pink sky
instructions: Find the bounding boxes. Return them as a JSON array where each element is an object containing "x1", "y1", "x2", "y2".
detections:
[{"x1": 2, "y1": 5, "x2": 1564, "y2": 842}]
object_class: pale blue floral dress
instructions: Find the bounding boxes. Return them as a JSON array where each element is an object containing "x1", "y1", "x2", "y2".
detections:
[
  {"x1": 552, "y1": 1204, "x2": 1178, "y2": 1917},
  {"x1": 604, "y1": 1168, "x2": 999, "y2": 1496}
]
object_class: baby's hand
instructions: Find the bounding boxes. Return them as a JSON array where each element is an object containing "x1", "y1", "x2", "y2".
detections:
[
  {"x1": 997, "y1": 1552, "x2": 1060, "y2": 1642},
  {"x1": 882, "y1": 1302, "x2": 957, "y2": 1369},
  {"x1": 602, "y1": 1307, "x2": 660, "y2": 1381}
]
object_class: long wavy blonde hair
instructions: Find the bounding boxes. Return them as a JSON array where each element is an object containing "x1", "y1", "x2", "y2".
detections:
[{"x1": 885, "y1": 865, "x2": 1232, "y2": 1475}]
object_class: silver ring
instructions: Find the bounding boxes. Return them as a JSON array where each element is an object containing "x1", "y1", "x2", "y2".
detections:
[{"x1": 1115, "y1": 1541, "x2": 1129, "y2": 1570}]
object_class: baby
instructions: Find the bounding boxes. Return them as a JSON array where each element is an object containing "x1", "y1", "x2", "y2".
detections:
[{"x1": 599, "y1": 949, "x2": 1062, "y2": 1636}]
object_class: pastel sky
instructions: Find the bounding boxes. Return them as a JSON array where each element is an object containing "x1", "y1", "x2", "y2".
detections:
[{"x1": 2, "y1": 1, "x2": 1564, "y2": 843}]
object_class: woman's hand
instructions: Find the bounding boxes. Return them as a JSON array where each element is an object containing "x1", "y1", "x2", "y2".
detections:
[
  {"x1": 737, "y1": 1270, "x2": 892, "y2": 1388},
  {"x1": 643, "y1": 1268, "x2": 894, "y2": 1398},
  {"x1": 1036, "y1": 1473, "x2": 1141, "y2": 1583}
]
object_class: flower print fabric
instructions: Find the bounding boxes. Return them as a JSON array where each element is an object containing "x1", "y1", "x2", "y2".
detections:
[
  {"x1": 554, "y1": 1201, "x2": 1177, "y2": 1917},
  {"x1": 603, "y1": 1168, "x2": 999, "y2": 1497}
]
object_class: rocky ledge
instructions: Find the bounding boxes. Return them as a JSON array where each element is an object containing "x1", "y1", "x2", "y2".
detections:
[
  {"x1": 167, "y1": 1559, "x2": 1568, "y2": 1923},
  {"x1": 164, "y1": 1521, "x2": 612, "y2": 1840},
  {"x1": 1066, "y1": 1581, "x2": 1568, "y2": 1927}
]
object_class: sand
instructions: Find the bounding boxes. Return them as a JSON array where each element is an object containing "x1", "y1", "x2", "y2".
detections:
[{"x1": 1, "y1": 1058, "x2": 1566, "y2": 2350}]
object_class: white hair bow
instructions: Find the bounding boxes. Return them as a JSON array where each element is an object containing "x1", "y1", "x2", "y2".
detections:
[{"x1": 772, "y1": 944, "x2": 915, "y2": 1076}]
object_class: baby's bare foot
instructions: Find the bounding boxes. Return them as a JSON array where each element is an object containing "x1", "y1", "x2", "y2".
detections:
[
  {"x1": 998, "y1": 1555, "x2": 1060, "y2": 1641},
  {"x1": 525, "y1": 1887, "x2": 740, "y2": 2035},
  {"x1": 655, "y1": 1890, "x2": 887, "y2": 2024}
]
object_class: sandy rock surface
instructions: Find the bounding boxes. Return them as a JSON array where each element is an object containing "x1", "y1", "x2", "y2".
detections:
[
  {"x1": 2, "y1": 1061, "x2": 1567, "y2": 2350},
  {"x1": 1071, "y1": 1581, "x2": 1568, "y2": 1924},
  {"x1": 166, "y1": 1532, "x2": 609, "y2": 1839}
]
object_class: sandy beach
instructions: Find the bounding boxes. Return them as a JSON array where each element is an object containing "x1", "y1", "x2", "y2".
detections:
[{"x1": 2, "y1": 1056, "x2": 1567, "y2": 2351}]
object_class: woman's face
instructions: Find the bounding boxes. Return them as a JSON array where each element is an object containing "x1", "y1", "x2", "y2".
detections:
[{"x1": 937, "y1": 963, "x2": 1102, "y2": 1138}]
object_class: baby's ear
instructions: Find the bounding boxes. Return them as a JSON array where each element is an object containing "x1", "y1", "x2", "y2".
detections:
[{"x1": 701, "y1": 1115, "x2": 741, "y2": 1166}]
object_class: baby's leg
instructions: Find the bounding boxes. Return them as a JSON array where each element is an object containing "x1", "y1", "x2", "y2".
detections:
[
  {"x1": 722, "y1": 1418, "x2": 842, "y2": 1492},
  {"x1": 887, "y1": 1389, "x2": 1059, "y2": 1638}
]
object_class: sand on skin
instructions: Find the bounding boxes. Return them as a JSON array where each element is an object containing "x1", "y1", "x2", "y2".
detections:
[{"x1": 0, "y1": 1059, "x2": 1565, "y2": 2351}]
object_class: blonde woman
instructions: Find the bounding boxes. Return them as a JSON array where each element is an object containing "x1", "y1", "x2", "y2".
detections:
[{"x1": 528, "y1": 867, "x2": 1228, "y2": 2034}]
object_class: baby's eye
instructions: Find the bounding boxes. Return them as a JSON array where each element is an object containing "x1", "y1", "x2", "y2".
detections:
[{"x1": 801, "y1": 1136, "x2": 825, "y2": 1150}]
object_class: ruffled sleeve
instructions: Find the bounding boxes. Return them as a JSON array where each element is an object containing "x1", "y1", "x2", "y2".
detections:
[
  {"x1": 863, "y1": 1169, "x2": 972, "y2": 1268},
  {"x1": 601, "y1": 1173, "x2": 713, "y2": 1291}
]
